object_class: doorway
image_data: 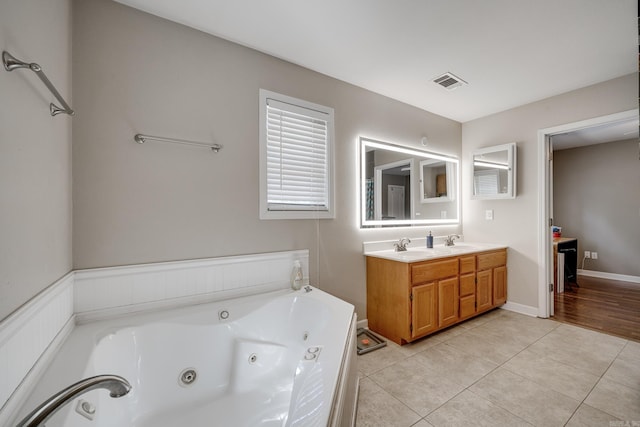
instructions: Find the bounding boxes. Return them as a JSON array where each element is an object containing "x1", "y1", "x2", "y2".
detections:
[{"x1": 537, "y1": 109, "x2": 639, "y2": 320}]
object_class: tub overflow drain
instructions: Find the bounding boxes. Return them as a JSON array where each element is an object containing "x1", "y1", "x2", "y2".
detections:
[
  {"x1": 249, "y1": 353, "x2": 258, "y2": 364},
  {"x1": 179, "y1": 368, "x2": 197, "y2": 386}
]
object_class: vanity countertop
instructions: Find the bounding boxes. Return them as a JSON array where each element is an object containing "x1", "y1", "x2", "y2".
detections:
[{"x1": 364, "y1": 242, "x2": 508, "y2": 263}]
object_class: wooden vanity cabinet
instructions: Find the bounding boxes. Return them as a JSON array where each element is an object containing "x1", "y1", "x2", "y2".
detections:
[
  {"x1": 477, "y1": 251, "x2": 507, "y2": 307},
  {"x1": 366, "y1": 248, "x2": 507, "y2": 345}
]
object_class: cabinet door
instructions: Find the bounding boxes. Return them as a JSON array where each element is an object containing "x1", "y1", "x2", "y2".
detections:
[
  {"x1": 412, "y1": 282, "x2": 437, "y2": 338},
  {"x1": 476, "y1": 270, "x2": 492, "y2": 312},
  {"x1": 438, "y1": 277, "x2": 459, "y2": 328},
  {"x1": 493, "y1": 266, "x2": 507, "y2": 305},
  {"x1": 459, "y1": 273, "x2": 476, "y2": 319}
]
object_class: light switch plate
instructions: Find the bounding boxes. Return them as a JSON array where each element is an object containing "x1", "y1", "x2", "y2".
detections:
[{"x1": 485, "y1": 209, "x2": 494, "y2": 220}]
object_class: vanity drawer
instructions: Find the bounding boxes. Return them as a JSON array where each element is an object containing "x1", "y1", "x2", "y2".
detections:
[
  {"x1": 477, "y1": 250, "x2": 507, "y2": 270},
  {"x1": 459, "y1": 273, "x2": 475, "y2": 296},
  {"x1": 459, "y1": 256, "x2": 476, "y2": 274},
  {"x1": 412, "y1": 259, "x2": 459, "y2": 284}
]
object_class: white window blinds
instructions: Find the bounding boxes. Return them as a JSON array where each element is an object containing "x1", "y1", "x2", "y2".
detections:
[
  {"x1": 265, "y1": 98, "x2": 330, "y2": 212},
  {"x1": 473, "y1": 170, "x2": 499, "y2": 196}
]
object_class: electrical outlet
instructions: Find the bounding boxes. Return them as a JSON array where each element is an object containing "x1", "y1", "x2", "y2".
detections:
[
  {"x1": 591, "y1": 252, "x2": 598, "y2": 260},
  {"x1": 584, "y1": 251, "x2": 591, "y2": 259}
]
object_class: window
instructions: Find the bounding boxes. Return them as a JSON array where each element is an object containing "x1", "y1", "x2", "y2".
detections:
[{"x1": 259, "y1": 89, "x2": 334, "y2": 219}]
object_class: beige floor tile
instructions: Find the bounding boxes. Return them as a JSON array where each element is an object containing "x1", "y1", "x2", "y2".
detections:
[
  {"x1": 426, "y1": 390, "x2": 533, "y2": 427},
  {"x1": 357, "y1": 344, "x2": 407, "y2": 376},
  {"x1": 469, "y1": 368, "x2": 580, "y2": 426},
  {"x1": 585, "y1": 377, "x2": 640, "y2": 421},
  {"x1": 370, "y1": 356, "x2": 465, "y2": 416},
  {"x1": 357, "y1": 311, "x2": 639, "y2": 427},
  {"x1": 503, "y1": 349, "x2": 600, "y2": 401},
  {"x1": 413, "y1": 343, "x2": 497, "y2": 388},
  {"x1": 475, "y1": 313, "x2": 558, "y2": 347},
  {"x1": 456, "y1": 307, "x2": 505, "y2": 329},
  {"x1": 565, "y1": 403, "x2": 621, "y2": 427},
  {"x1": 526, "y1": 325, "x2": 625, "y2": 376},
  {"x1": 444, "y1": 327, "x2": 526, "y2": 365},
  {"x1": 356, "y1": 377, "x2": 422, "y2": 427},
  {"x1": 388, "y1": 334, "x2": 443, "y2": 357},
  {"x1": 429, "y1": 324, "x2": 466, "y2": 342},
  {"x1": 552, "y1": 323, "x2": 628, "y2": 352},
  {"x1": 603, "y1": 355, "x2": 640, "y2": 392},
  {"x1": 619, "y1": 340, "x2": 640, "y2": 361}
]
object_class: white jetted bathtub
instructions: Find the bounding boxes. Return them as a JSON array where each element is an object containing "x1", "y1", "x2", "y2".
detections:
[{"x1": 16, "y1": 287, "x2": 358, "y2": 427}]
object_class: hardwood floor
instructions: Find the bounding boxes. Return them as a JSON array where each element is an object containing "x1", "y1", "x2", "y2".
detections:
[{"x1": 553, "y1": 274, "x2": 640, "y2": 342}]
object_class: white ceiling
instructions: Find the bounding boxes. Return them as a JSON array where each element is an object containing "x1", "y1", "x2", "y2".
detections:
[
  {"x1": 113, "y1": 0, "x2": 637, "y2": 123},
  {"x1": 552, "y1": 116, "x2": 639, "y2": 151}
]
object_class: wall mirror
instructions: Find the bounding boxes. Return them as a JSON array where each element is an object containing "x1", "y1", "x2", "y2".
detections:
[
  {"x1": 360, "y1": 137, "x2": 459, "y2": 228},
  {"x1": 472, "y1": 142, "x2": 516, "y2": 199}
]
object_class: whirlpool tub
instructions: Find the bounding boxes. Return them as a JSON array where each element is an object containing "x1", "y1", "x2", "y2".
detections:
[{"x1": 15, "y1": 287, "x2": 358, "y2": 427}]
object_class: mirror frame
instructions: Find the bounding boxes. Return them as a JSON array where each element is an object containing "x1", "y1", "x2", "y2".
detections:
[
  {"x1": 472, "y1": 142, "x2": 517, "y2": 200},
  {"x1": 360, "y1": 137, "x2": 460, "y2": 228}
]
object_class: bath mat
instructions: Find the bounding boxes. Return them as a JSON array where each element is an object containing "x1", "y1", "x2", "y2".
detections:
[{"x1": 356, "y1": 328, "x2": 386, "y2": 355}]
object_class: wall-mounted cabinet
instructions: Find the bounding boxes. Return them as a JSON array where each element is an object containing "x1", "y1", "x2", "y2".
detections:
[
  {"x1": 366, "y1": 248, "x2": 507, "y2": 345},
  {"x1": 472, "y1": 143, "x2": 516, "y2": 199}
]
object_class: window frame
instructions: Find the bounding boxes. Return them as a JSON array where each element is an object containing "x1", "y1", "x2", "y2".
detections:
[{"x1": 259, "y1": 89, "x2": 335, "y2": 220}]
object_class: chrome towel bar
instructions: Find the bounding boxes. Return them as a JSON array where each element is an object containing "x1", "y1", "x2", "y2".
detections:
[
  {"x1": 2, "y1": 50, "x2": 74, "y2": 116},
  {"x1": 134, "y1": 134, "x2": 222, "y2": 152}
]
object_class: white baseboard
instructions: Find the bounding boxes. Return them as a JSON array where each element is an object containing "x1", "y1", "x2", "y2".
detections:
[
  {"x1": 500, "y1": 301, "x2": 538, "y2": 317},
  {"x1": 356, "y1": 318, "x2": 368, "y2": 330},
  {"x1": 578, "y1": 269, "x2": 640, "y2": 284}
]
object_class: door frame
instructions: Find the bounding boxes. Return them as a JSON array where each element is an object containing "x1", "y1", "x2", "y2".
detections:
[{"x1": 536, "y1": 109, "x2": 638, "y2": 318}]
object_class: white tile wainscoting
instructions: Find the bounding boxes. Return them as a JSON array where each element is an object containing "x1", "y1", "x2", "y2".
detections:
[
  {"x1": 0, "y1": 274, "x2": 74, "y2": 425},
  {"x1": 0, "y1": 249, "x2": 309, "y2": 426}
]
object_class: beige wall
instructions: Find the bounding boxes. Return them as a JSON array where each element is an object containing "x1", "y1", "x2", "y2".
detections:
[
  {"x1": 0, "y1": 0, "x2": 73, "y2": 320},
  {"x1": 462, "y1": 73, "x2": 638, "y2": 309},
  {"x1": 72, "y1": 0, "x2": 462, "y2": 317},
  {"x1": 554, "y1": 139, "x2": 640, "y2": 277}
]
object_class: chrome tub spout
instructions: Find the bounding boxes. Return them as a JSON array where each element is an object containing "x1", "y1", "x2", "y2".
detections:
[{"x1": 16, "y1": 374, "x2": 131, "y2": 427}]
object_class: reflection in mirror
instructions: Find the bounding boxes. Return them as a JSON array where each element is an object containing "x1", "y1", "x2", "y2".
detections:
[
  {"x1": 472, "y1": 142, "x2": 516, "y2": 199},
  {"x1": 420, "y1": 159, "x2": 455, "y2": 203},
  {"x1": 361, "y1": 137, "x2": 459, "y2": 228}
]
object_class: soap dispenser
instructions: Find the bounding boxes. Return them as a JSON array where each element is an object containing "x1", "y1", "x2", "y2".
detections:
[
  {"x1": 426, "y1": 231, "x2": 433, "y2": 248},
  {"x1": 291, "y1": 260, "x2": 303, "y2": 290}
]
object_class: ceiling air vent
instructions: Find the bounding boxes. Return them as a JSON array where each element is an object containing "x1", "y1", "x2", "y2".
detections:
[{"x1": 432, "y1": 72, "x2": 467, "y2": 90}]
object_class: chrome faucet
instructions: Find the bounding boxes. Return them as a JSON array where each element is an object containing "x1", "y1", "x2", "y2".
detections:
[
  {"x1": 444, "y1": 234, "x2": 460, "y2": 246},
  {"x1": 393, "y1": 237, "x2": 411, "y2": 252},
  {"x1": 16, "y1": 375, "x2": 131, "y2": 427}
]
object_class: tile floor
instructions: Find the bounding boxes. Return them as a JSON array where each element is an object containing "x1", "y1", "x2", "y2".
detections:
[{"x1": 356, "y1": 309, "x2": 640, "y2": 427}]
